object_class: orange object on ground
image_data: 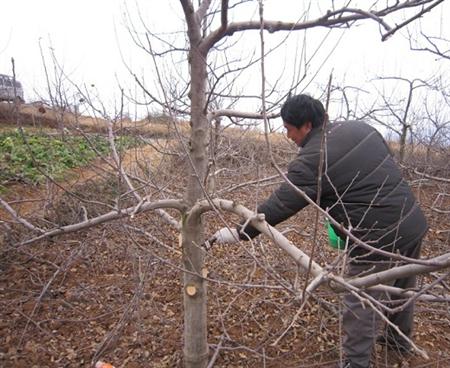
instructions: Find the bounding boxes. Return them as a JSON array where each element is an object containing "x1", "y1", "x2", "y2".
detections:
[{"x1": 95, "y1": 361, "x2": 115, "y2": 368}]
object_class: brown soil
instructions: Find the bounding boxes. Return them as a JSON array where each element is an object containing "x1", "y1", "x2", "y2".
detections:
[{"x1": 0, "y1": 120, "x2": 449, "y2": 367}]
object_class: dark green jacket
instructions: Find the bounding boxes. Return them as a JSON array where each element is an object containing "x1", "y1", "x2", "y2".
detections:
[{"x1": 240, "y1": 121, "x2": 427, "y2": 262}]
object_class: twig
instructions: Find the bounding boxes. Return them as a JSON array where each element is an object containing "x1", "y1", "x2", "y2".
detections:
[
  {"x1": 381, "y1": 0, "x2": 446, "y2": 41},
  {"x1": 18, "y1": 245, "x2": 84, "y2": 347},
  {"x1": 302, "y1": 73, "x2": 332, "y2": 300},
  {"x1": 207, "y1": 335, "x2": 224, "y2": 368}
]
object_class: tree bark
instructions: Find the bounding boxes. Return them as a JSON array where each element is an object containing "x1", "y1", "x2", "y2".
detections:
[
  {"x1": 181, "y1": 1, "x2": 209, "y2": 366},
  {"x1": 182, "y1": 212, "x2": 208, "y2": 368},
  {"x1": 399, "y1": 123, "x2": 408, "y2": 163}
]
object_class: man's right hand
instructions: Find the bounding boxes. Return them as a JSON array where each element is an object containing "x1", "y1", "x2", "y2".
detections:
[
  {"x1": 213, "y1": 227, "x2": 239, "y2": 244},
  {"x1": 202, "y1": 227, "x2": 240, "y2": 251}
]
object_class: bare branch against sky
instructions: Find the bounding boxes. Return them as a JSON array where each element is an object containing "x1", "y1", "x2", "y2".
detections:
[{"x1": 0, "y1": 0, "x2": 448, "y2": 120}]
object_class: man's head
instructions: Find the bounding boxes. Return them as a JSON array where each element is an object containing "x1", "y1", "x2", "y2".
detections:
[{"x1": 281, "y1": 94, "x2": 326, "y2": 145}]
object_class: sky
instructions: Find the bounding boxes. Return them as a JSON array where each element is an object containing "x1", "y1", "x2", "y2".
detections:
[
  {"x1": 1, "y1": 0, "x2": 449, "y2": 121},
  {"x1": 0, "y1": 0, "x2": 124, "y2": 109}
]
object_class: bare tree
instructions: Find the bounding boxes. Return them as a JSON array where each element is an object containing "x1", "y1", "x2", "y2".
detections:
[
  {"x1": 2, "y1": 1, "x2": 450, "y2": 368},
  {"x1": 364, "y1": 76, "x2": 430, "y2": 163}
]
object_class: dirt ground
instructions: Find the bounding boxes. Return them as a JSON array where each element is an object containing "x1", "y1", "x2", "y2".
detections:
[{"x1": 0, "y1": 123, "x2": 449, "y2": 367}]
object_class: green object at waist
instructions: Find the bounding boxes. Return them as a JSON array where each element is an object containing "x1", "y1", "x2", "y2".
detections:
[{"x1": 326, "y1": 220, "x2": 345, "y2": 250}]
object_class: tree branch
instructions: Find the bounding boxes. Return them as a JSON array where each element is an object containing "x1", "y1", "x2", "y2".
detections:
[
  {"x1": 207, "y1": 109, "x2": 278, "y2": 121},
  {"x1": 193, "y1": 198, "x2": 450, "y2": 304},
  {"x1": 381, "y1": 0, "x2": 446, "y2": 41},
  {"x1": 201, "y1": 2, "x2": 438, "y2": 52},
  {"x1": 17, "y1": 199, "x2": 185, "y2": 247},
  {"x1": 196, "y1": 0, "x2": 213, "y2": 22},
  {"x1": 0, "y1": 197, "x2": 44, "y2": 234}
]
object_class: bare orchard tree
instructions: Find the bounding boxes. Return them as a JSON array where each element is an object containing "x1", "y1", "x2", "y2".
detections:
[
  {"x1": 2, "y1": 1, "x2": 450, "y2": 368},
  {"x1": 361, "y1": 75, "x2": 450, "y2": 170},
  {"x1": 364, "y1": 76, "x2": 431, "y2": 164},
  {"x1": 417, "y1": 80, "x2": 450, "y2": 168}
]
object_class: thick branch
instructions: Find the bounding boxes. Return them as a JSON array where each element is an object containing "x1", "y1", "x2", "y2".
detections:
[
  {"x1": 191, "y1": 198, "x2": 324, "y2": 276},
  {"x1": 18, "y1": 199, "x2": 185, "y2": 247},
  {"x1": 366, "y1": 283, "x2": 450, "y2": 302},
  {"x1": 196, "y1": 0, "x2": 213, "y2": 22},
  {"x1": 201, "y1": 2, "x2": 435, "y2": 52},
  {"x1": 406, "y1": 166, "x2": 450, "y2": 183},
  {"x1": 207, "y1": 109, "x2": 278, "y2": 121},
  {"x1": 0, "y1": 197, "x2": 44, "y2": 234},
  {"x1": 344, "y1": 253, "x2": 450, "y2": 289},
  {"x1": 193, "y1": 198, "x2": 450, "y2": 302}
]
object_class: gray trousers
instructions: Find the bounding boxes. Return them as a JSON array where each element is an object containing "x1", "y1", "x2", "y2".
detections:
[{"x1": 342, "y1": 241, "x2": 422, "y2": 368}]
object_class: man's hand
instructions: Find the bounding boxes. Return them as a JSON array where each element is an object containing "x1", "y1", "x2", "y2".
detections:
[
  {"x1": 214, "y1": 227, "x2": 239, "y2": 244},
  {"x1": 202, "y1": 227, "x2": 239, "y2": 251}
]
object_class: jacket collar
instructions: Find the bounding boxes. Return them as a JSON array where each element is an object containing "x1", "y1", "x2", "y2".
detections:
[{"x1": 299, "y1": 127, "x2": 321, "y2": 148}]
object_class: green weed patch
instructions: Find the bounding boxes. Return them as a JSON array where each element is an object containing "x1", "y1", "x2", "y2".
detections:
[{"x1": 0, "y1": 129, "x2": 137, "y2": 186}]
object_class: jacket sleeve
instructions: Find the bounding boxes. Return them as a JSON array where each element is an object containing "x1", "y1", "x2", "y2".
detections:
[{"x1": 239, "y1": 157, "x2": 318, "y2": 240}]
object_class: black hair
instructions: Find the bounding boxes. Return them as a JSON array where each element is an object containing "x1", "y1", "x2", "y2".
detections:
[{"x1": 280, "y1": 94, "x2": 325, "y2": 129}]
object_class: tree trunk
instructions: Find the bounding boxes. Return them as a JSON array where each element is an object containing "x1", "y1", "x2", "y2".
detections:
[
  {"x1": 182, "y1": 34, "x2": 209, "y2": 368},
  {"x1": 182, "y1": 214, "x2": 208, "y2": 368},
  {"x1": 399, "y1": 123, "x2": 408, "y2": 163}
]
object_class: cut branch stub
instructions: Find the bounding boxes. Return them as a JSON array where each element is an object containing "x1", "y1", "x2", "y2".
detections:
[{"x1": 186, "y1": 284, "x2": 197, "y2": 296}]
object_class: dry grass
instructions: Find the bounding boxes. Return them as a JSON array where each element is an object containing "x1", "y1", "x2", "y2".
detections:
[{"x1": 0, "y1": 102, "x2": 187, "y2": 137}]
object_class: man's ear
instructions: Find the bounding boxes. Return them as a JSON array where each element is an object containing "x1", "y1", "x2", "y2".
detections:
[{"x1": 302, "y1": 121, "x2": 312, "y2": 132}]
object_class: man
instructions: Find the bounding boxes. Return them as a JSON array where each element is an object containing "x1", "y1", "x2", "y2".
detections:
[{"x1": 210, "y1": 94, "x2": 428, "y2": 368}]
